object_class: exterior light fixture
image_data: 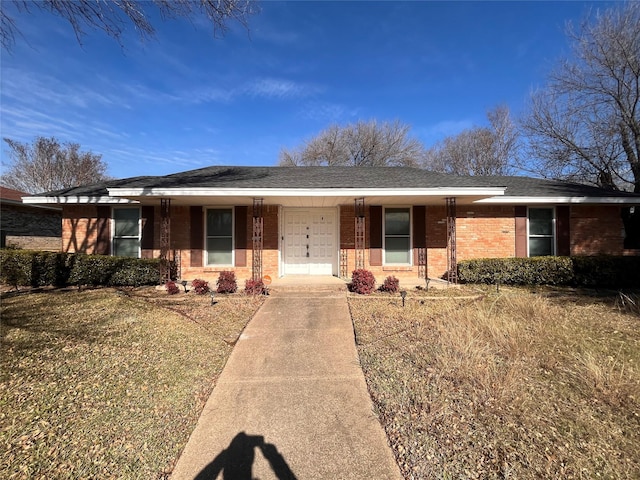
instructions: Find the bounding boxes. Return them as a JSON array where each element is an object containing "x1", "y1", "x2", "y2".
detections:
[
  {"x1": 400, "y1": 290, "x2": 407, "y2": 307},
  {"x1": 210, "y1": 291, "x2": 216, "y2": 305},
  {"x1": 181, "y1": 280, "x2": 188, "y2": 293}
]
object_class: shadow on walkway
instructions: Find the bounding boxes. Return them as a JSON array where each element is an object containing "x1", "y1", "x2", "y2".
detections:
[{"x1": 194, "y1": 431, "x2": 298, "y2": 480}]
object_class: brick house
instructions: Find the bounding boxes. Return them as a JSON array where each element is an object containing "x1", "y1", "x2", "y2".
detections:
[
  {"x1": 23, "y1": 166, "x2": 640, "y2": 283},
  {"x1": 0, "y1": 186, "x2": 61, "y2": 251}
]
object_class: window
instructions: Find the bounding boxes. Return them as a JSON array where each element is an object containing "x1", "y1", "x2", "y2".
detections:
[
  {"x1": 113, "y1": 208, "x2": 140, "y2": 257},
  {"x1": 206, "y1": 208, "x2": 233, "y2": 265},
  {"x1": 528, "y1": 207, "x2": 555, "y2": 256},
  {"x1": 384, "y1": 207, "x2": 411, "y2": 264}
]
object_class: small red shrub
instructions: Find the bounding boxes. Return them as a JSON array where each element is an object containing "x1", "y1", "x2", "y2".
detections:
[
  {"x1": 244, "y1": 278, "x2": 265, "y2": 295},
  {"x1": 191, "y1": 278, "x2": 210, "y2": 295},
  {"x1": 165, "y1": 280, "x2": 179, "y2": 295},
  {"x1": 379, "y1": 275, "x2": 400, "y2": 293},
  {"x1": 216, "y1": 271, "x2": 237, "y2": 294},
  {"x1": 348, "y1": 269, "x2": 376, "y2": 295}
]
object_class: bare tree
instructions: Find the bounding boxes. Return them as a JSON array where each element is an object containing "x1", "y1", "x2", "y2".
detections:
[
  {"x1": 1, "y1": 0, "x2": 257, "y2": 51},
  {"x1": 521, "y1": 2, "x2": 640, "y2": 192},
  {"x1": 2, "y1": 137, "x2": 110, "y2": 193},
  {"x1": 424, "y1": 105, "x2": 519, "y2": 175},
  {"x1": 279, "y1": 120, "x2": 424, "y2": 167}
]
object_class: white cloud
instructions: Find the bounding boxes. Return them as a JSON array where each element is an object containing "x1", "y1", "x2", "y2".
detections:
[
  {"x1": 297, "y1": 101, "x2": 360, "y2": 123},
  {"x1": 182, "y1": 77, "x2": 321, "y2": 105}
]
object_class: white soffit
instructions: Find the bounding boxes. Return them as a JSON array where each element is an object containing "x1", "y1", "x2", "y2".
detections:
[
  {"x1": 475, "y1": 196, "x2": 640, "y2": 205},
  {"x1": 22, "y1": 196, "x2": 139, "y2": 205}
]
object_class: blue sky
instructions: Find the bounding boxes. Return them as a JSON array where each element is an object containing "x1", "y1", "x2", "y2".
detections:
[{"x1": 1, "y1": 1, "x2": 608, "y2": 179}]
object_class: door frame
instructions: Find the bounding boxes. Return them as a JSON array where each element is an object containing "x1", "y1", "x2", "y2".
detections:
[{"x1": 279, "y1": 206, "x2": 340, "y2": 277}]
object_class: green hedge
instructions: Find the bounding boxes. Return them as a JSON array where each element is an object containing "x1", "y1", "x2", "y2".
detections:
[
  {"x1": 0, "y1": 249, "x2": 165, "y2": 288},
  {"x1": 457, "y1": 256, "x2": 640, "y2": 288}
]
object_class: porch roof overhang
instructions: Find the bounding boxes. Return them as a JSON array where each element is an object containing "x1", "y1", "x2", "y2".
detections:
[{"x1": 102, "y1": 186, "x2": 507, "y2": 207}]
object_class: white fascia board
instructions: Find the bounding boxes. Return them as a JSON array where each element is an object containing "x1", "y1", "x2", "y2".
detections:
[
  {"x1": 107, "y1": 187, "x2": 506, "y2": 198},
  {"x1": 22, "y1": 196, "x2": 139, "y2": 205},
  {"x1": 475, "y1": 196, "x2": 640, "y2": 205}
]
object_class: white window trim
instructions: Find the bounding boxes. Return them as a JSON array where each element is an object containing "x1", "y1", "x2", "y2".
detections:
[
  {"x1": 383, "y1": 205, "x2": 413, "y2": 266},
  {"x1": 205, "y1": 206, "x2": 235, "y2": 267},
  {"x1": 527, "y1": 206, "x2": 556, "y2": 257},
  {"x1": 111, "y1": 206, "x2": 141, "y2": 258}
]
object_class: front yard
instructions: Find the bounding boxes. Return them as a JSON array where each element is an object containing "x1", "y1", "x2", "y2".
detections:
[
  {"x1": 3, "y1": 283, "x2": 639, "y2": 479},
  {"x1": 350, "y1": 288, "x2": 640, "y2": 479},
  {"x1": 0, "y1": 287, "x2": 263, "y2": 479}
]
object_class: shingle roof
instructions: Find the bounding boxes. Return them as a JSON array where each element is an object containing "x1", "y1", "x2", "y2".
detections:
[
  {"x1": 29, "y1": 166, "x2": 640, "y2": 200},
  {"x1": 0, "y1": 186, "x2": 29, "y2": 202}
]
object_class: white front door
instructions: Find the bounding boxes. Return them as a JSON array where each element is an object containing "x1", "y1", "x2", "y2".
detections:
[{"x1": 283, "y1": 208, "x2": 336, "y2": 275}]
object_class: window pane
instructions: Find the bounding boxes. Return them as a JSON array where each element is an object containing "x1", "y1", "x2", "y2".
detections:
[
  {"x1": 207, "y1": 237, "x2": 233, "y2": 265},
  {"x1": 207, "y1": 209, "x2": 232, "y2": 236},
  {"x1": 114, "y1": 238, "x2": 139, "y2": 258},
  {"x1": 114, "y1": 208, "x2": 139, "y2": 236},
  {"x1": 529, "y1": 237, "x2": 553, "y2": 256},
  {"x1": 385, "y1": 208, "x2": 410, "y2": 235},
  {"x1": 385, "y1": 237, "x2": 410, "y2": 264},
  {"x1": 529, "y1": 208, "x2": 553, "y2": 235}
]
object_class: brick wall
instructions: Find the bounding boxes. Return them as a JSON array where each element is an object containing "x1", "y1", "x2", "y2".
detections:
[
  {"x1": 1, "y1": 203, "x2": 61, "y2": 248},
  {"x1": 62, "y1": 205, "x2": 102, "y2": 253},
  {"x1": 61, "y1": 202, "x2": 639, "y2": 285},
  {"x1": 179, "y1": 205, "x2": 280, "y2": 284},
  {"x1": 424, "y1": 206, "x2": 515, "y2": 279},
  {"x1": 4, "y1": 235, "x2": 61, "y2": 251},
  {"x1": 570, "y1": 205, "x2": 638, "y2": 256}
]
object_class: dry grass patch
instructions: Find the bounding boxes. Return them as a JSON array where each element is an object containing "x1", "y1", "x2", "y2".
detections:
[
  {"x1": 350, "y1": 290, "x2": 640, "y2": 479},
  {"x1": 1, "y1": 287, "x2": 264, "y2": 479}
]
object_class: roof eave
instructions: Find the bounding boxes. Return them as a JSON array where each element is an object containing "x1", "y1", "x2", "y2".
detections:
[
  {"x1": 476, "y1": 196, "x2": 640, "y2": 205},
  {"x1": 22, "y1": 196, "x2": 139, "y2": 205}
]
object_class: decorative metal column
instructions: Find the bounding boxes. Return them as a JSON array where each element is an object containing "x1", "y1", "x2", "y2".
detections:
[
  {"x1": 252, "y1": 198, "x2": 264, "y2": 281},
  {"x1": 159, "y1": 198, "x2": 171, "y2": 282},
  {"x1": 339, "y1": 249, "x2": 348, "y2": 279},
  {"x1": 446, "y1": 197, "x2": 457, "y2": 284},
  {"x1": 417, "y1": 248, "x2": 427, "y2": 279},
  {"x1": 355, "y1": 198, "x2": 365, "y2": 270}
]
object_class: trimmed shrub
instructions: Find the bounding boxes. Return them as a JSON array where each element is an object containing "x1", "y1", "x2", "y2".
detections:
[
  {"x1": 108, "y1": 259, "x2": 163, "y2": 286},
  {"x1": 0, "y1": 250, "x2": 74, "y2": 287},
  {"x1": 458, "y1": 257, "x2": 574, "y2": 286},
  {"x1": 165, "y1": 280, "x2": 180, "y2": 295},
  {"x1": 191, "y1": 278, "x2": 210, "y2": 295},
  {"x1": 68, "y1": 255, "x2": 162, "y2": 287},
  {"x1": 379, "y1": 275, "x2": 400, "y2": 293},
  {"x1": 457, "y1": 256, "x2": 640, "y2": 288},
  {"x1": 0, "y1": 250, "x2": 165, "y2": 288},
  {"x1": 216, "y1": 271, "x2": 237, "y2": 294},
  {"x1": 348, "y1": 269, "x2": 376, "y2": 295},
  {"x1": 572, "y1": 256, "x2": 640, "y2": 288},
  {"x1": 0, "y1": 249, "x2": 33, "y2": 287},
  {"x1": 244, "y1": 278, "x2": 265, "y2": 295}
]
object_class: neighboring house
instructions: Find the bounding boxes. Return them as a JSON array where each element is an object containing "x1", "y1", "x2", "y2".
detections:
[
  {"x1": 22, "y1": 166, "x2": 640, "y2": 282},
  {"x1": 0, "y1": 186, "x2": 61, "y2": 251}
]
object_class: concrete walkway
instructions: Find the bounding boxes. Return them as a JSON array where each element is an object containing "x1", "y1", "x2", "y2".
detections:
[{"x1": 171, "y1": 289, "x2": 402, "y2": 480}]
